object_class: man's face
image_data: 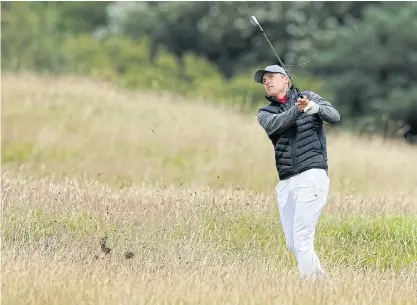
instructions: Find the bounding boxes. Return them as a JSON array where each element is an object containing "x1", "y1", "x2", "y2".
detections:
[{"x1": 262, "y1": 72, "x2": 289, "y2": 96}]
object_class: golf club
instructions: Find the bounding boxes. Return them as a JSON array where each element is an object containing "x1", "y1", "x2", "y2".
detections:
[{"x1": 250, "y1": 15, "x2": 304, "y2": 99}]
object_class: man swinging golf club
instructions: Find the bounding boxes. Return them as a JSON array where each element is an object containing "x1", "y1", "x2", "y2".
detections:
[
  {"x1": 254, "y1": 63, "x2": 340, "y2": 280},
  {"x1": 250, "y1": 14, "x2": 340, "y2": 281}
]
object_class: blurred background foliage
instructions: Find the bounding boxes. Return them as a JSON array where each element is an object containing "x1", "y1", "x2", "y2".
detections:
[{"x1": 2, "y1": 1, "x2": 417, "y2": 143}]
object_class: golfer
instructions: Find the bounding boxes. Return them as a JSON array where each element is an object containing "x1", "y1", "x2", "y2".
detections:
[{"x1": 254, "y1": 65, "x2": 340, "y2": 280}]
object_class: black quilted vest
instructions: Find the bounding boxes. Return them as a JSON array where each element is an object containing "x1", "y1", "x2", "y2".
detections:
[{"x1": 260, "y1": 90, "x2": 328, "y2": 180}]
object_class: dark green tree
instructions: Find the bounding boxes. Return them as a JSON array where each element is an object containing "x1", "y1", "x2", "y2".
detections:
[
  {"x1": 120, "y1": 1, "x2": 211, "y2": 78},
  {"x1": 115, "y1": 2, "x2": 378, "y2": 79},
  {"x1": 311, "y1": 2, "x2": 417, "y2": 141},
  {"x1": 117, "y1": 2, "x2": 312, "y2": 78}
]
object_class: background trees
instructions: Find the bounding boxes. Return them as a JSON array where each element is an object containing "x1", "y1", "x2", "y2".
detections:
[{"x1": 2, "y1": 1, "x2": 416, "y2": 142}]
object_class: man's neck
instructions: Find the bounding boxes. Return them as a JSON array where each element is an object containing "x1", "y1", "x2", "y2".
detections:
[{"x1": 272, "y1": 89, "x2": 288, "y2": 101}]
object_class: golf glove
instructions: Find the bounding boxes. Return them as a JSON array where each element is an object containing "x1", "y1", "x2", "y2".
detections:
[{"x1": 304, "y1": 100, "x2": 320, "y2": 115}]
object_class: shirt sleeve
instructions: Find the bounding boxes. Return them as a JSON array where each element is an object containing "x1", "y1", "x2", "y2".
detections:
[
  {"x1": 308, "y1": 91, "x2": 341, "y2": 124},
  {"x1": 257, "y1": 105, "x2": 302, "y2": 136}
]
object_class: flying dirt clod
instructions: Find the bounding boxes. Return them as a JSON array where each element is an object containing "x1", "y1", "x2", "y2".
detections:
[{"x1": 100, "y1": 236, "x2": 111, "y2": 254}]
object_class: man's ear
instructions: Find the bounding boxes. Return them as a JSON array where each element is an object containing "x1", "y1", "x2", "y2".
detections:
[{"x1": 284, "y1": 76, "x2": 289, "y2": 85}]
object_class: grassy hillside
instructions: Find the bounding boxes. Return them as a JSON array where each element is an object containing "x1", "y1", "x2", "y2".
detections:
[
  {"x1": 2, "y1": 73, "x2": 417, "y2": 305},
  {"x1": 3, "y1": 73, "x2": 417, "y2": 199}
]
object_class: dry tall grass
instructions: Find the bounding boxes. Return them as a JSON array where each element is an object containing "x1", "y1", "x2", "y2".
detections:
[{"x1": 2, "y1": 73, "x2": 417, "y2": 304}]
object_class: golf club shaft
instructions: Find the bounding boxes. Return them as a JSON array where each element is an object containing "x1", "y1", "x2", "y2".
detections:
[{"x1": 251, "y1": 16, "x2": 303, "y2": 98}]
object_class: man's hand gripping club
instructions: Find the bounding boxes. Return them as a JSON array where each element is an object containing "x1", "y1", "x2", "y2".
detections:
[{"x1": 297, "y1": 96, "x2": 319, "y2": 115}]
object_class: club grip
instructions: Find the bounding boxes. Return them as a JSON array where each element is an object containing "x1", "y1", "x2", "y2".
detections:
[{"x1": 294, "y1": 88, "x2": 303, "y2": 99}]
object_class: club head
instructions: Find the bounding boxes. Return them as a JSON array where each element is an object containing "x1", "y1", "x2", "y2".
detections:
[{"x1": 250, "y1": 16, "x2": 259, "y2": 26}]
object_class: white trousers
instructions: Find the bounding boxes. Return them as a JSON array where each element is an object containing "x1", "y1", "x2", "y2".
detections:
[{"x1": 275, "y1": 168, "x2": 330, "y2": 279}]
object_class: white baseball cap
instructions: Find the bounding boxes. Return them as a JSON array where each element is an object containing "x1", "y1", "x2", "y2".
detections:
[{"x1": 253, "y1": 65, "x2": 288, "y2": 84}]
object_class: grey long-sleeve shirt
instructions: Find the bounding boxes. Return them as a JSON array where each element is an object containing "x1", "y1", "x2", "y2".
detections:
[{"x1": 257, "y1": 91, "x2": 340, "y2": 136}]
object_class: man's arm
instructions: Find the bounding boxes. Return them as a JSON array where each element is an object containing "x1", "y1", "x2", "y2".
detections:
[
  {"x1": 307, "y1": 91, "x2": 341, "y2": 123},
  {"x1": 257, "y1": 105, "x2": 302, "y2": 136}
]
